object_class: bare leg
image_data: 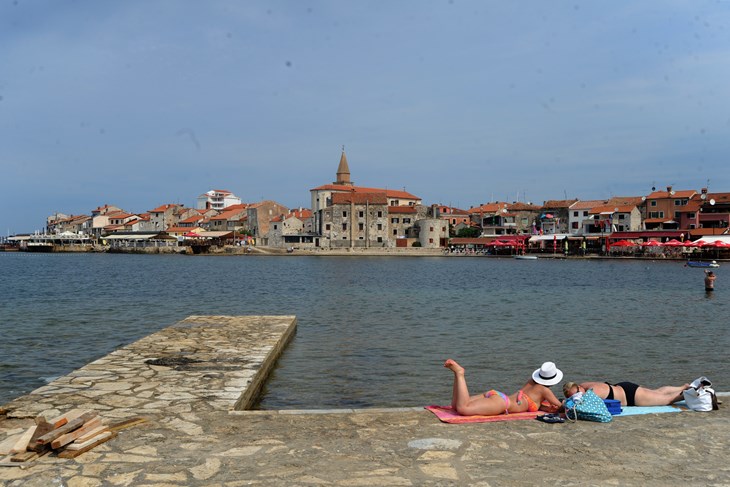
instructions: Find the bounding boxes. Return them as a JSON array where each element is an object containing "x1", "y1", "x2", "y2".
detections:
[
  {"x1": 444, "y1": 359, "x2": 468, "y2": 410},
  {"x1": 635, "y1": 384, "x2": 691, "y2": 406},
  {"x1": 444, "y1": 359, "x2": 506, "y2": 415}
]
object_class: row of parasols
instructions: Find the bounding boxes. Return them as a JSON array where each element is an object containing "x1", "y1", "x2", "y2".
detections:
[{"x1": 610, "y1": 239, "x2": 730, "y2": 248}]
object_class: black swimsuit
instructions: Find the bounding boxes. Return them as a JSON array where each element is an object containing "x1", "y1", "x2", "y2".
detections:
[{"x1": 605, "y1": 381, "x2": 640, "y2": 406}]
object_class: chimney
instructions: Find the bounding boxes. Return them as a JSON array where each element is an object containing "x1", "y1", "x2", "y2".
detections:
[{"x1": 666, "y1": 185, "x2": 672, "y2": 193}]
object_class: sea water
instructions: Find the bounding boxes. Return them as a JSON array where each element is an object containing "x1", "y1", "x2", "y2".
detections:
[{"x1": 0, "y1": 252, "x2": 726, "y2": 409}]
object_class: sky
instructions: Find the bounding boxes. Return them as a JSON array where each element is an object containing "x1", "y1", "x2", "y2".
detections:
[{"x1": 2, "y1": 1, "x2": 730, "y2": 233}]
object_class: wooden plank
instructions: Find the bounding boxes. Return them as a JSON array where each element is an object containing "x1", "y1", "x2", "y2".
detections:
[
  {"x1": 57, "y1": 431, "x2": 115, "y2": 459},
  {"x1": 51, "y1": 417, "x2": 102, "y2": 449},
  {"x1": 34, "y1": 412, "x2": 97, "y2": 446},
  {"x1": 65, "y1": 428, "x2": 111, "y2": 451},
  {"x1": 108, "y1": 416, "x2": 148, "y2": 432},
  {"x1": 10, "y1": 451, "x2": 38, "y2": 463},
  {"x1": 73, "y1": 425, "x2": 108, "y2": 444},
  {"x1": 0, "y1": 434, "x2": 22, "y2": 456},
  {"x1": 9, "y1": 425, "x2": 36, "y2": 454},
  {"x1": 48, "y1": 408, "x2": 87, "y2": 429}
]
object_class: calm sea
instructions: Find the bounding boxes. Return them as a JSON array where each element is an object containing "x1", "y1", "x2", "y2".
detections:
[{"x1": 0, "y1": 252, "x2": 726, "y2": 409}]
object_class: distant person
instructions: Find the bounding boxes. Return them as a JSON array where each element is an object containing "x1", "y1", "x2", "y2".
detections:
[
  {"x1": 443, "y1": 359, "x2": 563, "y2": 416},
  {"x1": 705, "y1": 270, "x2": 716, "y2": 292},
  {"x1": 562, "y1": 381, "x2": 689, "y2": 407}
]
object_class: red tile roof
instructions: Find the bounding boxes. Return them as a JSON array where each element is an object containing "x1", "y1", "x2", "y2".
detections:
[
  {"x1": 331, "y1": 192, "x2": 388, "y2": 205},
  {"x1": 311, "y1": 184, "x2": 420, "y2": 200},
  {"x1": 388, "y1": 206, "x2": 417, "y2": 214}
]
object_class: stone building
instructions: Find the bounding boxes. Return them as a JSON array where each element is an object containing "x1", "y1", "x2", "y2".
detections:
[
  {"x1": 321, "y1": 192, "x2": 389, "y2": 248},
  {"x1": 310, "y1": 149, "x2": 422, "y2": 247}
]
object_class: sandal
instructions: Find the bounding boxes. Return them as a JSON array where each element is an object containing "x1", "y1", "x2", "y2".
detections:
[{"x1": 536, "y1": 413, "x2": 565, "y2": 424}]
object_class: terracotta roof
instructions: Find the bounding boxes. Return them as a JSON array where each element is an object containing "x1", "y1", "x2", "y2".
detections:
[
  {"x1": 388, "y1": 206, "x2": 417, "y2": 214},
  {"x1": 507, "y1": 202, "x2": 541, "y2": 211},
  {"x1": 150, "y1": 204, "x2": 179, "y2": 213},
  {"x1": 569, "y1": 200, "x2": 608, "y2": 210},
  {"x1": 180, "y1": 215, "x2": 204, "y2": 224},
  {"x1": 607, "y1": 196, "x2": 644, "y2": 206},
  {"x1": 467, "y1": 202, "x2": 509, "y2": 214},
  {"x1": 542, "y1": 199, "x2": 578, "y2": 209},
  {"x1": 646, "y1": 189, "x2": 695, "y2": 199},
  {"x1": 311, "y1": 184, "x2": 420, "y2": 201},
  {"x1": 331, "y1": 192, "x2": 388, "y2": 205}
]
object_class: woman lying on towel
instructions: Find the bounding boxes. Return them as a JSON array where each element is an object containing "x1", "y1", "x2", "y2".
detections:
[
  {"x1": 562, "y1": 381, "x2": 689, "y2": 407},
  {"x1": 444, "y1": 359, "x2": 564, "y2": 416}
]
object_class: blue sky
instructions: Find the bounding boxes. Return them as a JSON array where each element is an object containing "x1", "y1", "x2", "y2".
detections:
[{"x1": 2, "y1": 1, "x2": 730, "y2": 233}]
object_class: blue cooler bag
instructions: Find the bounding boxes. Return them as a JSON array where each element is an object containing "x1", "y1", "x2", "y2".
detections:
[{"x1": 565, "y1": 389, "x2": 613, "y2": 422}]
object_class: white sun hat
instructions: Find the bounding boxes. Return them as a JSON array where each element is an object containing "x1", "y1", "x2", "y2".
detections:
[{"x1": 532, "y1": 362, "x2": 563, "y2": 386}]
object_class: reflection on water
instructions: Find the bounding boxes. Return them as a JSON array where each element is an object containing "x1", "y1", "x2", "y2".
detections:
[{"x1": 1, "y1": 253, "x2": 727, "y2": 408}]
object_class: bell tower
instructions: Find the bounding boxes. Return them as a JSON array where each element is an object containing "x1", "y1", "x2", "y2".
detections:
[{"x1": 334, "y1": 146, "x2": 354, "y2": 186}]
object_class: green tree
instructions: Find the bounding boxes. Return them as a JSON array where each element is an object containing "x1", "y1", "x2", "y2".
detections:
[{"x1": 456, "y1": 226, "x2": 481, "y2": 238}]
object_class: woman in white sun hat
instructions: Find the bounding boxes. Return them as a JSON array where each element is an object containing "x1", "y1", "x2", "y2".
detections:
[{"x1": 443, "y1": 360, "x2": 564, "y2": 416}]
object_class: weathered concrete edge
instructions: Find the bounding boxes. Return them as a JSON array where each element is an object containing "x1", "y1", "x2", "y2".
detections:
[{"x1": 232, "y1": 316, "x2": 298, "y2": 411}]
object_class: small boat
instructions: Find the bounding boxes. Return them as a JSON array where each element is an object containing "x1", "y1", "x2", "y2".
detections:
[
  {"x1": 514, "y1": 255, "x2": 538, "y2": 260},
  {"x1": 686, "y1": 260, "x2": 719, "y2": 268}
]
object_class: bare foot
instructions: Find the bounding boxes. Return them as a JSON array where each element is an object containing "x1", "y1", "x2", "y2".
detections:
[{"x1": 444, "y1": 359, "x2": 464, "y2": 375}]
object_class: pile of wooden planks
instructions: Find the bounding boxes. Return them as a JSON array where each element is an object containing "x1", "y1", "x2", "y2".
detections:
[{"x1": 0, "y1": 409, "x2": 115, "y2": 463}]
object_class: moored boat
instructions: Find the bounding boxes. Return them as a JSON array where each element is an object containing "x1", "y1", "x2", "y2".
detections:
[
  {"x1": 514, "y1": 255, "x2": 538, "y2": 260},
  {"x1": 686, "y1": 260, "x2": 719, "y2": 268}
]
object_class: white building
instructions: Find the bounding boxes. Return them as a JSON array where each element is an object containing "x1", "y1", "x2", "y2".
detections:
[{"x1": 196, "y1": 190, "x2": 242, "y2": 211}]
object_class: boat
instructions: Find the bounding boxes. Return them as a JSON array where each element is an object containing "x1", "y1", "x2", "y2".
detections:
[
  {"x1": 514, "y1": 255, "x2": 538, "y2": 260},
  {"x1": 686, "y1": 260, "x2": 719, "y2": 268}
]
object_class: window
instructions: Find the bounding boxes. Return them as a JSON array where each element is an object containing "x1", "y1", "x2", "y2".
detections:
[
  {"x1": 429, "y1": 227, "x2": 434, "y2": 231},
  {"x1": 572, "y1": 222, "x2": 579, "y2": 229},
  {"x1": 393, "y1": 229, "x2": 397, "y2": 235},
  {"x1": 377, "y1": 236, "x2": 383, "y2": 242},
  {"x1": 325, "y1": 224, "x2": 331, "y2": 231},
  {"x1": 391, "y1": 218, "x2": 399, "y2": 224},
  {"x1": 359, "y1": 211, "x2": 364, "y2": 218},
  {"x1": 573, "y1": 211, "x2": 579, "y2": 217},
  {"x1": 583, "y1": 211, "x2": 588, "y2": 217},
  {"x1": 650, "y1": 201, "x2": 657, "y2": 207},
  {"x1": 377, "y1": 211, "x2": 383, "y2": 217},
  {"x1": 273, "y1": 224, "x2": 278, "y2": 230},
  {"x1": 342, "y1": 223, "x2": 347, "y2": 231},
  {"x1": 342, "y1": 211, "x2": 347, "y2": 217},
  {"x1": 674, "y1": 212, "x2": 680, "y2": 219},
  {"x1": 429, "y1": 238, "x2": 434, "y2": 243},
  {"x1": 403, "y1": 218, "x2": 411, "y2": 224},
  {"x1": 688, "y1": 212, "x2": 696, "y2": 219},
  {"x1": 618, "y1": 214, "x2": 625, "y2": 220},
  {"x1": 377, "y1": 224, "x2": 382, "y2": 230},
  {"x1": 358, "y1": 223, "x2": 364, "y2": 231}
]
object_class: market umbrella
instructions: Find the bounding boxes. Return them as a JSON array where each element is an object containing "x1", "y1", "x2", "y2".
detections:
[
  {"x1": 663, "y1": 239, "x2": 683, "y2": 247},
  {"x1": 612, "y1": 240, "x2": 635, "y2": 247},
  {"x1": 641, "y1": 240, "x2": 663, "y2": 247}
]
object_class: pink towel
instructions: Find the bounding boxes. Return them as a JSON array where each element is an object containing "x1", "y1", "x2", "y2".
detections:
[{"x1": 425, "y1": 405, "x2": 546, "y2": 423}]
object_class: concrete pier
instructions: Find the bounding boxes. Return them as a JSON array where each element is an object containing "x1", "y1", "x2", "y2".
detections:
[{"x1": 1, "y1": 315, "x2": 729, "y2": 486}]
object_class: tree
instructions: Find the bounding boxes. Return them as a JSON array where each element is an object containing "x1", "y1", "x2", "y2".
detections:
[{"x1": 456, "y1": 226, "x2": 481, "y2": 238}]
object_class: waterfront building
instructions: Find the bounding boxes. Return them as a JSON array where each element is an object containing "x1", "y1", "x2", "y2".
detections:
[
  {"x1": 208, "y1": 204, "x2": 249, "y2": 234},
  {"x1": 196, "y1": 189, "x2": 242, "y2": 211},
  {"x1": 506, "y1": 202, "x2": 542, "y2": 234},
  {"x1": 432, "y1": 205, "x2": 470, "y2": 232},
  {"x1": 310, "y1": 149, "x2": 422, "y2": 248},
  {"x1": 567, "y1": 200, "x2": 607, "y2": 235},
  {"x1": 266, "y1": 208, "x2": 314, "y2": 248},
  {"x1": 246, "y1": 201, "x2": 290, "y2": 240},
  {"x1": 539, "y1": 199, "x2": 578, "y2": 234},
  {"x1": 416, "y1": 217, "x2": 449, "y2": 248},
  {"x1": 90, "y1": 204, "x2": 124, "y2": 238},
  {"x1": 320, "y1": 192, "x2": 389, "y2": 248},
  {"x1": 588, "y1": 203, "x2": 642, "y2": 233},
  {"x1": 681, "y1": 190, "x2": 730, "y2": 235},
  {"x1": 643, "y1": 186, "x2": 696, "y2": 231},
  {"x1": 46, "y1": 213, "x2": 92, "y2": 235},
  {"x1": 149, "y1": 204, "x2": 184, "y2": 232}
]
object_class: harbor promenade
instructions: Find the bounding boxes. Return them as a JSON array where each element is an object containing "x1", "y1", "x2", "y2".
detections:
[{"x1": 1, "y1": 315, "x2": 728, "y2": 486}]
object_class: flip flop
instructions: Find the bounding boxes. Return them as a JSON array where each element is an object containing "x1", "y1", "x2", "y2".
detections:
[{"x1": 536, "y1": 413, "x2": 565, "y2": 424}]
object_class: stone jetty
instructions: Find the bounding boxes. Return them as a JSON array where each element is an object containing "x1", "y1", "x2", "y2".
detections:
[{"x1": 1, "y1": 315, "x2": 729, "y2": 486}]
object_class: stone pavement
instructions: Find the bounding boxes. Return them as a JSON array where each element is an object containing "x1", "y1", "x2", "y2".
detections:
[{"x1": 1, "y1": 315, "x2": 729, "y2": 486}]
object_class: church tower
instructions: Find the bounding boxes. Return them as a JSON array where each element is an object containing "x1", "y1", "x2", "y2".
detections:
[{"x1": 334, "y1": 146, "x2": 354, "y2": 186}]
